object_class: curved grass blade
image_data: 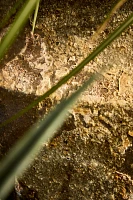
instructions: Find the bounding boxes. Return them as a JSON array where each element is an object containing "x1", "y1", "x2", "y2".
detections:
[
  {"x1": 31, "y1": 0, "x2": 40, "y2": 34},
  {"x1": 0, "y1": 67, "x2": 104, "y2": 199},
  {"x1": 0, "y1": 0, "x2": 38, "y2": 61},
  {"x1": 0, "y1": 12, "x2": 133, "y2": 129},
  {"x1": 91, "y1": 0, "x2": 127, "y2": 41}
]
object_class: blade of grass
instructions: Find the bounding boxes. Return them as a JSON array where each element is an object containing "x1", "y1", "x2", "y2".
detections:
[
  {"x1": 0, "y1": 0, "x2": 38, "y2": 61},
  {"x1": 0, "y1": 67, "x2": 104, "y2": 199},
  {"x1": 0, "y1": 12, "x2": 133, "y2": 129},
  {"x1": 91, "y1": 0, "x2": 128, "y2": 41},
  {"x1": 31, "y1": 0, "x2": 40, "y2": 34}
]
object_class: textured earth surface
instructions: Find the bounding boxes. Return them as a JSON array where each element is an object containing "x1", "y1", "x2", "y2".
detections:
[{"x1": 0, "y1": 0, "x2": 133, "y2": 199}]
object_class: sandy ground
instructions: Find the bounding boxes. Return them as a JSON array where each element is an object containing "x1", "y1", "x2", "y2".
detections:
[{"x1": 0, "y1": 0, "x2": 133, "y2": 199}]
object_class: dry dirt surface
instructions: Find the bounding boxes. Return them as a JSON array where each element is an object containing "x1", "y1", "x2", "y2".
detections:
[{"x1": 0, "y1": 0, "x2": 133, "y2": 199}]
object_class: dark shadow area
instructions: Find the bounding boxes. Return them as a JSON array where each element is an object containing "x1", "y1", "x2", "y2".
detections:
[
  {"x1": 0, "y1": 87, "x2": 37, "y2": 199},
  {"x1": 121, "y1": 144, "x2": 133, "y2": 178},
  {"x1": 0, "y1": 87, "x2": 39, "y2": 158},
  {"x1": 0, "y1": 0, "x2": 23, "y2": 28},
  {"x1": 0, "y1": 86, "x2": 54, "y2": 200},
  {"x1": 0, "y1": 87, "x2": 52, "y2": 200}
]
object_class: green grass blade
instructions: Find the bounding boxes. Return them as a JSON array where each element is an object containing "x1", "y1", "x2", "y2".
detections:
[
  {"x1": 0, "y1": 12, "x2": 133, "y2": 128},
  {"x1": 0, "y1": 0, "x2": 38, "y2": 61},
  {"x1": 0, "y1": 67, "x2": 103, "y2": 199},
  {"x1": 92, "y1": 0, "x2": 127, "y2": 41},
  {"x1": 31, "y1": 0, "x2": 40, "y2": 34}
]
